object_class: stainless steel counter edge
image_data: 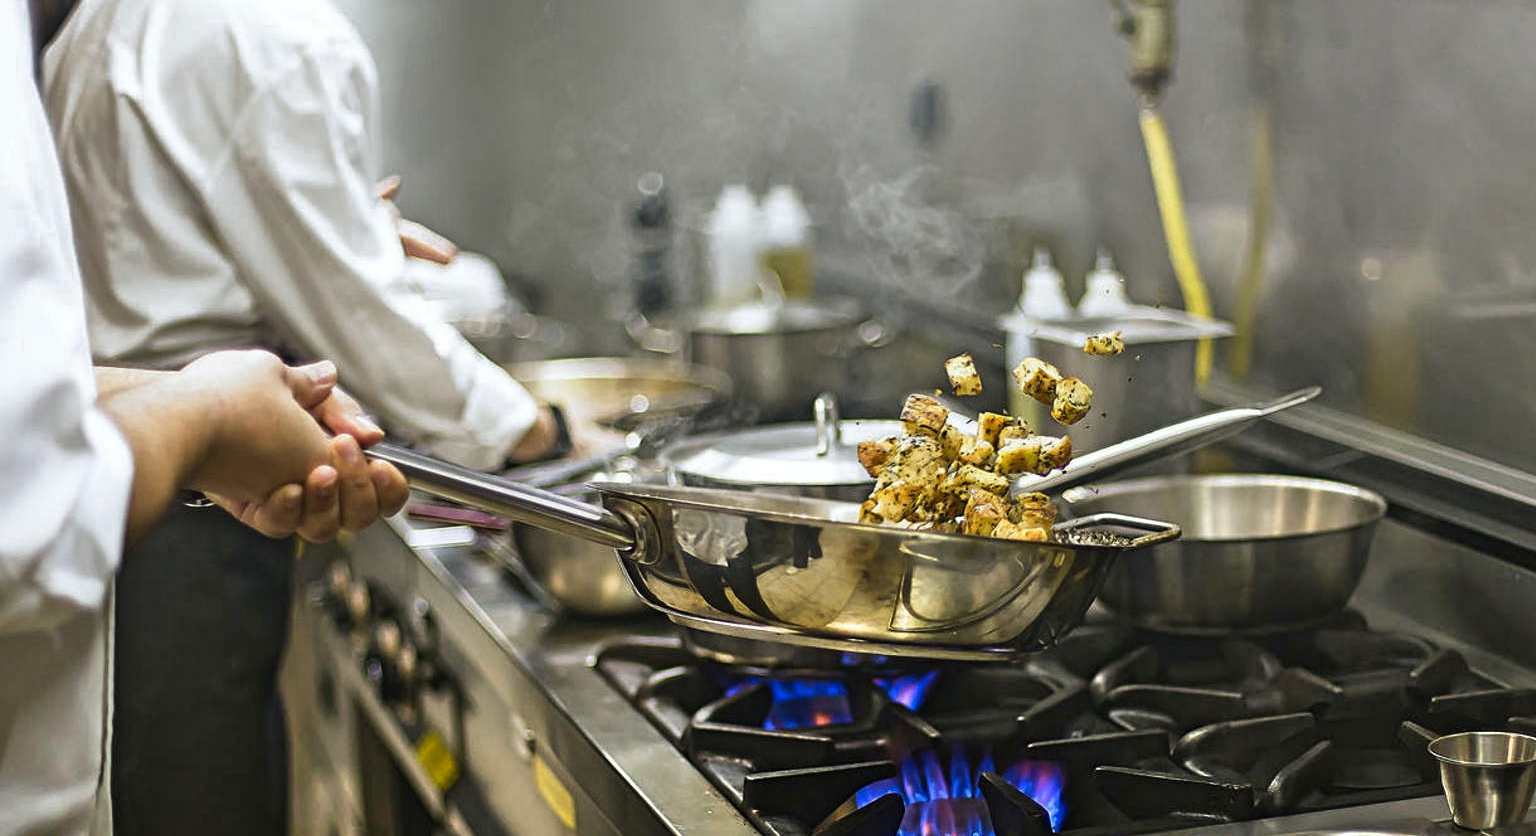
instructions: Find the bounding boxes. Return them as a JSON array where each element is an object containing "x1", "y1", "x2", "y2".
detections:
[{"x1": 358, "y1": 516, "x2": 761, "y2": 836}]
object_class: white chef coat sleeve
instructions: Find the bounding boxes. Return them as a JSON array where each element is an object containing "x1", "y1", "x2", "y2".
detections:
[
  {"x1": 0, "y1": 64, "x2": 133, "y2": 635},
  {"x1": 196, "y1": 41, "x2": 537, "y2": 471}
]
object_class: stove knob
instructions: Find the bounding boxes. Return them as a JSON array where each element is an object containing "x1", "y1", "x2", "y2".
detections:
[
  {"x1": 325, "y1": 561, "x2": 352, "y2": 602},
  {"x1": 374, "y1": 620, "x2": 403, "y2": 661},
  {"x1": 343, "y1": 581, "x2": 371, "y2": 635}
]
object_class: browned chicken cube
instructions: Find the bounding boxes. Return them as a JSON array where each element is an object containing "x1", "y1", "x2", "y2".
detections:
[
  {"x1": 977, "y1": 412, "x2": 1011, "y2": 448},
  {"x1": 1051, "y1": 377, "x2": 1093, "y2": 425},
  {"x1": 857, "y1": 438, "x2": 898, "y2": 477},
  {"x1": 992, "y1": 520, "x2": 1050, "y2": 542},
  {"x1": 944, "y1": 354, "x2": 983, "y2": 396},
  {"x1": 1012, "y1": 357, "x2": 1062, "y2": 405},
  {"x1": 899, "y1": 393, "x2": 950, "y2": 436},
  {"x1": 996, "y1": 417, "x2": 1033, "y2": 445},
  {"x1": 961, "y1": 488, "x2": 1010, "y2": 537},
  {"x1": 958, "y1": 436, "x2": 995, "y2": 467},
  {"x1": 1084, "y1": 332, "x2": 1125, "y2": 356},
  {"x1": 1010, "y1": 491, "x2": 1059, "y2": 528},
  {"x1": 995, "y1": 435, "x2": 1074, "y2": 476},
  {"x1": 942, "y1": 463, "x2": 1012, "y2": 498},
  {"x1": 937, "y1": 424, "x2": 968, "y2": 461}
]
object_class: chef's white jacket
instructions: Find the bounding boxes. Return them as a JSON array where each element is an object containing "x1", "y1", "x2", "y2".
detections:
[
  {"x1": 44, "y1": 0, "x2": 539, "y2": 471},
  {"x1": 1, "y1": 2, "x2": 134, "y2": 833}
]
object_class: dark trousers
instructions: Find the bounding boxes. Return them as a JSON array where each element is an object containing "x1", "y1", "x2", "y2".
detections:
[{"x1": 111, "y1": 502, "x2": 294, "y2": 836}]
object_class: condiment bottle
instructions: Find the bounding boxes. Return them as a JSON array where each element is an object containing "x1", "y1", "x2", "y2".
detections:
[
  {"x1": 1077, "y1": 248, "x2": 1135, "y2": 318},
  {"x1": 759, "y1": 185, "x2": 814, "y2": 298},
  {"x1": 704, "y1": 186, "x2": 763, "y2": 306},
  {"x1": 1003, "y1": 246, "x2": 1075, "y2": 422}
]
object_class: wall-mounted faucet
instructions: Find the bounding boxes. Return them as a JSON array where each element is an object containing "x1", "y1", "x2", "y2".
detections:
[{"x1": 1111, "y1": 0, "x2": 1175, "y2": 103}]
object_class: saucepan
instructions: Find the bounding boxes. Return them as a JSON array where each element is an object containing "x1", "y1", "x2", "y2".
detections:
[
  {"x1": 370, "y1": 443, "x2": 1178, "y2": 660},
  {"x1": 1061, "y1": 473, "x2": 1388, "y2": 633}
]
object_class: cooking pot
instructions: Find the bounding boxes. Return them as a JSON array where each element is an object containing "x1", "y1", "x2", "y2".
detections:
[
  {"x1": 686, "y1": 297, "x2": 868, "y2": 421},
  {"x1": 494, "y1": 357, "x2": 731, "y2": 615},
  {"x1": 1061, "y1": 474, "x2": 1387, "y2": 633}
]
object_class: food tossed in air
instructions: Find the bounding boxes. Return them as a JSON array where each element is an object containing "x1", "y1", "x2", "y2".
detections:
[
  {"x1": 944, "y1": 353, "x2": 983, "y2": 396},
  {"x1": 1012, "y1": 357, "x2": 1062, "y2": 406},
  {"x1": 1051, "y1": 377, "x2": 1093, "y2": 425},
  {"x1": 1084, "y1": 332, "x2": 1125, "y2": 356}
]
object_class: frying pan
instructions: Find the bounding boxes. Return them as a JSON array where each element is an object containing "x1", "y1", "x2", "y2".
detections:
[
  {"x1": 369, "y1": 387, "x2": 1317, "y2": 659},
  {"x1": 369, "y1": 444, "x2": 1177, "y2": 660}
]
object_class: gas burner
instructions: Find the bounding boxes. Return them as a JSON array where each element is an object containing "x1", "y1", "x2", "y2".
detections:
[
  {"x1": 820, "y1": 748, "x2": 1066, "y2": 836},
  {"x1": 591, "y1": 615, "x2": 1532, "y2": 836}
]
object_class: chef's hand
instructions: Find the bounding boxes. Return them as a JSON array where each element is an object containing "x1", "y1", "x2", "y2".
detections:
[
  {"x1": 376, "y1": 175, "x2": 459, "y2": 265},
  {"x1": 506, "y1": 404, "x2": 565, "y2": 465},
  {"x1": 220, "y1": 377, "x2": 410, "y2": 540},
  {"x1": 187, "y1": 354, "x2": 407, "y2": 539},
  {"x1": 211, "y1": 435, "x2": 408, "y2": 541}
]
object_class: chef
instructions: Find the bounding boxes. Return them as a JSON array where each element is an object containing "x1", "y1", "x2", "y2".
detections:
[
  {"x1": 2, "y1": 4, "x2": 410, "y2": 834},
  {"x1": 40, "y1": 0, "x2": 574, "y2": 832}
]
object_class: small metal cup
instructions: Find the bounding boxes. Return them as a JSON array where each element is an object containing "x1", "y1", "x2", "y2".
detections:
[{"x1": 1429, "y1": 731, "x2": 1536, "y2": 829}]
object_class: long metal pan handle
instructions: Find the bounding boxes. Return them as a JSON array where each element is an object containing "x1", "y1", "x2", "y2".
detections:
[
  {"x1": 1018, "y1": 386, "x2": 1322, "y2": 495},
  {"x1": 369, "y1": 443, "x2": 636, "y2": 551}
]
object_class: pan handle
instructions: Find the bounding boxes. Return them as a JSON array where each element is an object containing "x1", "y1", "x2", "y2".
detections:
[
  {"x1": 1051, "y1": 513, "x2": 1181, "y2": 549},
  {"x1": 369, "y1": 443, "x2": 637, "y2": 552}
]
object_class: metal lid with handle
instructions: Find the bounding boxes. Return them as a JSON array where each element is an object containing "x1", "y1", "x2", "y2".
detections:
[{"x1": 661, "y1": 393, "x2": 895, "y2": 489}]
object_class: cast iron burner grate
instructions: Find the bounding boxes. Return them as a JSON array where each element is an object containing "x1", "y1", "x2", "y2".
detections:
[{"x1": 592, "y1": 614, "x2": 1529, "y2": 836}]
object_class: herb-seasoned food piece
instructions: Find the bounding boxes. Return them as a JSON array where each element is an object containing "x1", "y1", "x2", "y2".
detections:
[
  {"x1": 992, "y1": 520, "x2": 1050, "y2": 542},
  {"x1": 1084, "y1": 332, "x2": 1125, "y2": 356},
  {"x1": 856, "y1": 438, "x2": 898, "y2": 477},
  {"x1": 1010, "y1": 491, "x2": 1059, "y2": 529},
  {"x1": 883, "y1": 435, "x2": 949, "y2": 488},
  {"x1": 899, "y1": 393, "x2": 950, "y2": 437},
  {"x1": 1051, "y1": 377, "x2": 1093, "y2": 425},
  {"x1": 977, "y1": 412, "x2": 1011, "y2": 448},
  {"x1": 958, "y1": 436, "x2": 995, "y2": 467},
  {"x1": 961, "y1": 488, "x2": 1010, "y2": 537},
  {"x1": 941, "y1": 463, "x2": 1012, "y2": 499},
  {"x1": 996, "y1": 417, "x2": 1032, "y2": 445},
  {"x1": 995, "y1": 435, "x2": 1074, "y2": 477},
  {"x1": 866, "y1": 480, "x2": 923, "y2": 523},
  {"x1": 1012, "y1": 357, "x2": 1062, "y2": 405},
  {"x1": 937, "y1": 424, "x2": 968, "y2": 462},
  {"x1": 944, "y1": 353, "x2": 983, "y2": 396}
]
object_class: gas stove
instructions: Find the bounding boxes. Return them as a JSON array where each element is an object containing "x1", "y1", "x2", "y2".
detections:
[
  {"x1": 594, "y1": 614, "x2": 1536, "y2": 836},
  {"x1": 288, "y1": 511, "x2": 1536, "y2": 836}
]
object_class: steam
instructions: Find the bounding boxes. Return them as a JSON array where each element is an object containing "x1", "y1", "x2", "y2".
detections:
[{"x1": 839, "y1": 164, "x2": 988, "y2": 298}]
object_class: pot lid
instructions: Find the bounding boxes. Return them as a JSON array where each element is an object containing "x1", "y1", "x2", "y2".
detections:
[
  {"x1": 663, "y1": 392, "x2": 885, "y2": 487},
  {"x1": 689, "y1": 298, "x2": 860, "y2": 335},
  {"x1": 662, "y1": 419, "x2": 898, "y2": 487}
]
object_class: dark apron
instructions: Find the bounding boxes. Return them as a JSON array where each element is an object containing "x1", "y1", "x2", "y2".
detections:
[{"x1": 111, "y1": 501, "x2": 293, "y2": 836}]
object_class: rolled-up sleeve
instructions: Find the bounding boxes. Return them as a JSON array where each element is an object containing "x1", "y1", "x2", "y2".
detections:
[
  {"x1": 0, "y1": 119, "x2": 133, "y2": 634},
  {"x1": 196, "y1": 39, "x2": 536, "y2": 471}
]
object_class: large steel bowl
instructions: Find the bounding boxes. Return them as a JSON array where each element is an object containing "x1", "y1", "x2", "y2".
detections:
[
  {"x1": 1061, "y1": 474, "x2": 1387, "y2": 633},
  {"x1": 506, "y1": 357, "x2": 733, "y2": 453}
]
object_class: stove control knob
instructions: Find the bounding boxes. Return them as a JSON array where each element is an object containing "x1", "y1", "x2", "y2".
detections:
[
  {"x1": 342, "y1": 581, "x2": 371, "y2": 634},
  {"x1": 325, "y1": 561, "x2": 352, "y2": 602}
]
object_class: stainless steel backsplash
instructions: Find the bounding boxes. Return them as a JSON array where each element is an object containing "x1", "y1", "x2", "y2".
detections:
[{"x1": 335, "y1": 0, "x2": 1536, "y2": 473}]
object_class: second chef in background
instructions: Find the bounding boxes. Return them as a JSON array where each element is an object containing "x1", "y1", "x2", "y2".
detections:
[{"x1": 42, "y1": 0, "x2": 572, "y2": 833}]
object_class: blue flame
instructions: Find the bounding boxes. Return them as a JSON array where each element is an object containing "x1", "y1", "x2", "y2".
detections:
[
  {"x1": 763, "y1": 679, "x2": 853, "y2": 730},
  {"x1": 853, "y1": 749, "x2": 1067, "y2": 835},
  {"x1": 874, "y1": 670, "x2": 941, "y2": 712}
]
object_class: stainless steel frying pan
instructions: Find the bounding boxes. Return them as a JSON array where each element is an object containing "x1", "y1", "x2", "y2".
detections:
[
  {"x1": 368, "y1": 387, "x2": 1318, "y2": 659},
  {"x1": 369, "y1": 444, "x2": 1178, "y2": 660}
]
